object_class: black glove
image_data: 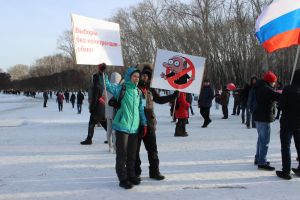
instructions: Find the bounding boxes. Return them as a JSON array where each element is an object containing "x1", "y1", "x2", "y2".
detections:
[{"x1": 173, "y1": 90, "x2": 180, "y2": 98}]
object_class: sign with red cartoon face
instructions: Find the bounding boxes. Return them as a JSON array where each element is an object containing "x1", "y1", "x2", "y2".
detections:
[
  {"x1": 71, "y1": 14, "x2": 123, "y2": 66},
  {"x1": 151, "y1": 49, "x2": 206, "y2": 94}
]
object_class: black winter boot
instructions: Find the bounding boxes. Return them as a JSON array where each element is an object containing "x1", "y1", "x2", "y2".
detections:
[
  {"x1": 81, "y1": 127, "x2": 94, "y2": 145},
  {"x1": 80, "y1": 138, "x2": 92, "y2": 145},
  {"x1": 292, "y1": 168, "x2": 300, "y2": 176},
  {"x1": 276, "y1": 171, "x2": 292, "y2": 180},
  {"x1": 119, "y1": 180, "x2": 133, "y2": 189},
  {"x1": 128, "y1": 177, "x2": 141, "y2": 185},
  {"x1": 150, "y1": 172, "x2": 165, "y2": 180}
]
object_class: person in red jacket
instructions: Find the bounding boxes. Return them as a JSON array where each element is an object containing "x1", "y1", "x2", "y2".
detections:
[{"x1": 174, "y1": 92, "x2": 190, "y2": 137}]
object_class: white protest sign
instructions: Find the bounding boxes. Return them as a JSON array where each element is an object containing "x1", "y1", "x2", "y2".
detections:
[
  {"x1": 71, "y1": 14, "x2": 123, "y2": 66},
  {"x1": 151, "y1": 49, "x2": 206, "y2": 94}
]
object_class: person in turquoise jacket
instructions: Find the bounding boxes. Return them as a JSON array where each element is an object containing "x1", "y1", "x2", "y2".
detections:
[{"x1": 105, "y1": 66, "x2": 147, "y2": 189}]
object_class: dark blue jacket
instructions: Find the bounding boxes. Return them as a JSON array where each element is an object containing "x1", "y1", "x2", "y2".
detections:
[{"x1": 198, "y1": 85, "x2": 214, "y2": 108}]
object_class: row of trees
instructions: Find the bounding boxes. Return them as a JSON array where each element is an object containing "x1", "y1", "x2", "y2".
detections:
[
  {"x1": 2, "y1": 0, "x2": 299, "y2": 91},
  {"x1": 112, "y1": 0, "x2": 297, "y2": 87}
]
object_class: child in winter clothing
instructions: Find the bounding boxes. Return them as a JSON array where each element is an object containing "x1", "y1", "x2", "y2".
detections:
[
  {"x1": 174, "y1": 92, "x2": 190, "y2": 137},
  {"x1": 105, "y1": 67, "x2": 147, "y2": 189},
  {"x1": 105, "y1": 72, "x2": 122, "y2": 153}
]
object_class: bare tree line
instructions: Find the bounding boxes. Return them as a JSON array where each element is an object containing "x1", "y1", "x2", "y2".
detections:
[{"x1": 112, "y1": 0, "x2": 298, "y2": 88}]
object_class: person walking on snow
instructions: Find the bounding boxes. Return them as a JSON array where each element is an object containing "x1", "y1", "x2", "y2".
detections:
[
  {"x1": 198, "y1": 79, "x2": 215, "y2": 128},
  {"x1": 70, "y1": 92, "x2": 76, "y2": 108},
  {"x1": 80, "y1": 64, "x2": 107, "y2": 145},
  {"x1": 76, "y1": 90, "x2": 84, "y2": 114},
  {"x1": 43, "y1": 90, "x2": 48, "y2": 108},
  {"x1": 57, "y1": 91, "x2": 64, "y2": 112}
]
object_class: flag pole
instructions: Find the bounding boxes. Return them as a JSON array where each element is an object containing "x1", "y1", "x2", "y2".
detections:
[{"x1": 291, "y1": 45, "x2": 300, "y2": 84}]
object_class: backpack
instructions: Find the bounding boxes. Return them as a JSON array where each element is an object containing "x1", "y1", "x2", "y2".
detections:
[{"x1": 108, "y1": 84, "x2": 126, "y2": 109}]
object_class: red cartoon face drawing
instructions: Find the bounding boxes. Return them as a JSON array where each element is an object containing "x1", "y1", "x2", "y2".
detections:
[
  {"x1": 163, "y1": 56, "x2": 187, "y2": 74},
  {"x1": 160, "y1": 56, "x2": 194, "y2": 87}
]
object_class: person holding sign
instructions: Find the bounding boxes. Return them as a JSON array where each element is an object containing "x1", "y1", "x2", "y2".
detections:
[
  {"x1": 104, "y1": 67, "x2": 147, "y2": 189},
  {"x1": 80, "y1": 64, "x2": 107, "y2": 145},
  {"x1": 135, "y1": 64, "x2": 178, "y2": 180}
]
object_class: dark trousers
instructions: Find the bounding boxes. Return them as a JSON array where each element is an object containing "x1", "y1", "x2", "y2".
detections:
[
  {"x1": 175, "y1": 118, "x2": 187, "y2": 136},
  {"x1": 77, "y1": 104, "x2": 82, "y2": 114},
  {"x1": 43, "y1": 99, "x2": 47, "y2": 107},
  {"x1": 232, "y1": 101, "x2": 241, "y2": 115},
  {"x1": 135, "y1": 128, "x2": 159, "y2": 176},
  {"x1": 115, "y1": 131, "x2": 138, "y2": 181},
  {"x1": 71, "y1": 101, "x2": 75, "y2": 108},
  {"x1": 86, "y1": 115, "x2": 107, "y2": 140},
  {"x1": 190, "y1": 106, "x2": 194, "y2": 115},
  {"x1": 246, "y1": 108, "x2": 256, "y2": 128},
  {"x1": 241, "y1": 105, "x2": 246, "y2": 123},
  {"x1": 280, "y1": 129, "x2": 300, "y2": 173},
  {"x1": 222, "y1": 105, "x2": 228, "y2": 118},
  {"x1": 200, "y1": 106, "x2": 211, "y2": 125},
  {"x1": 58, "y1": 102, "x2": 63, "y2": 111}
]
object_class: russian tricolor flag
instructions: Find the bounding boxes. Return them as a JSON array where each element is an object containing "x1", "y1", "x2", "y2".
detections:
[{"x1": 256, "y1": 0, "x2": 300, "y2": 53}]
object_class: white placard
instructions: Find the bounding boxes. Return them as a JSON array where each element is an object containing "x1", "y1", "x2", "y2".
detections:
[
  {"x1": 71, "y1": 14, "x2": 123, "y2": 66},
  {"x1": 151, "y1": 49, "x2": 206, "y2": 94}
]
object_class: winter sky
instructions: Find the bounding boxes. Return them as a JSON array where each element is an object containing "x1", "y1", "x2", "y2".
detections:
[{"x1": 0, "y1": 0, "x2": 146, "y2": 71}]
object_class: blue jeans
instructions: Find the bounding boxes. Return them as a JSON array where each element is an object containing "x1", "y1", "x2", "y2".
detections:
[{"x1": 255, "y1": 122, "x2": 271, "y2": 165}]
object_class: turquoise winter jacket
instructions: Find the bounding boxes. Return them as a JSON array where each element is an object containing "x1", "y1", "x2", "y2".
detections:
[{"x1": 105, "y1": 67, "x2": 147, "y2": 134}]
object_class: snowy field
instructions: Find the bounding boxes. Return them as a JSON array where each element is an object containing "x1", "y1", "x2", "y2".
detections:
[{"x1": 0, "y1": 93, "x2": 299, "y2": 200}]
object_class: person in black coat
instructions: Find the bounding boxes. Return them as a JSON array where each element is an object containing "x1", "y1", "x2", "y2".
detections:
[
  {"x1": 220, "y1": 86, "x2": 230, "y2": 119},
  {"x1": 198, "y1": 79, "x2": 215, "y2": 127},
  {"x1": 70, "y1": 93, "x2": 76, "y2": 108},
  {"x1": 241, "y1": 76, "x2": 257, "y2": 127},
  {"x1": 276, "y1": 69, "x2": 300, "y2": 179},
  {"x1": 43, "y1": 90, "x2": 48, "y2": 108},
  {"x1": 77, "y1": 90, "x2": 84, "y2": 114},
  {"x1": 253, "y1": 71, "x2": 280, "y2": 171},
  {"x1": 81, "y1": 63, "x2": 107, "y2": 145}
]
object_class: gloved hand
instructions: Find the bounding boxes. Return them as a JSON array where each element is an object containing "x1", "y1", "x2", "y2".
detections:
[{"x1": 173, "y1": 90, "x2": 180, "y2": 98}]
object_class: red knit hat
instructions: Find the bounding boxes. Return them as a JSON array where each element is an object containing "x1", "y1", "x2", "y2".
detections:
[
  {"x1": 263, "y1": 71, "x2": 277, "y2": 83},
  {"x1": 98, "y1": 63, "x2": 106, "y2": 71}
]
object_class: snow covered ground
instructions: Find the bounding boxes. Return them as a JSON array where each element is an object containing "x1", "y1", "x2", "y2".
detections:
[{"x1": 0, "y1": 93, "x2": 299, "y2": 200}]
